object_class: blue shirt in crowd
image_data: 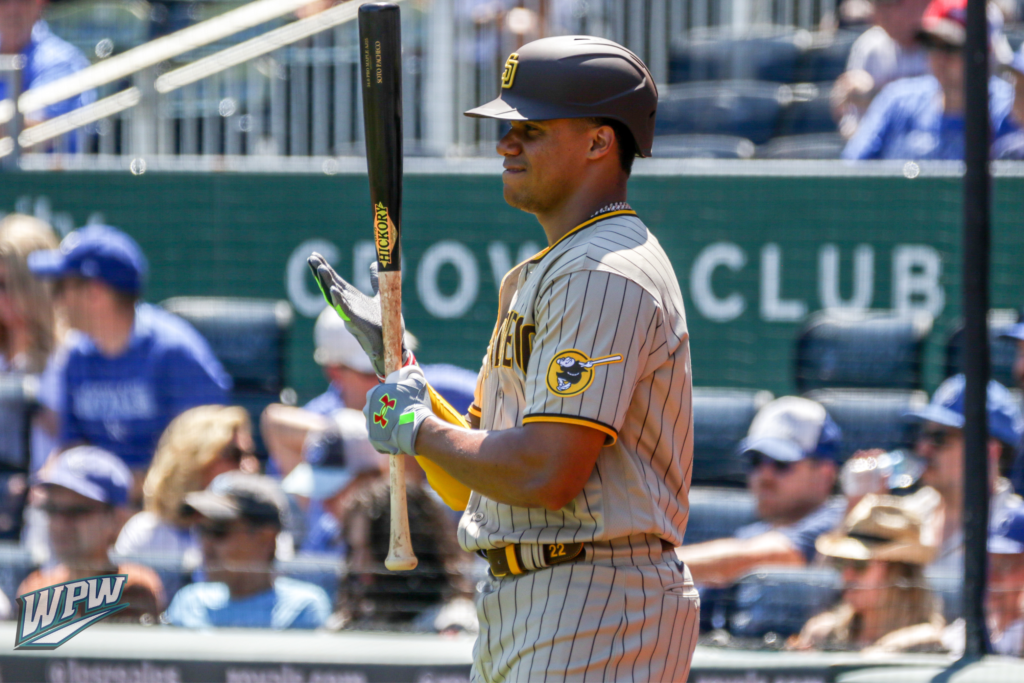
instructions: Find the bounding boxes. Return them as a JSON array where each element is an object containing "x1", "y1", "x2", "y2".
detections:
[
  {"x1": 843, "y1": 75, "x2": 1018, "y2": 161},
  {"x1": 735, "y1": 497, "x2": 846, "y2": 563},
  {"x1": 303, "y1": 384, "x2": 344, "y2": 416},
  {"x1": 166, "y1": 577, "x2": 331, "y2": 629},
  {"x1": 0, "y1": 22, "x2": 94, "y2": 121},
  {"x1": 61, "y1": 303, "x2": 231, "y2": 469}
]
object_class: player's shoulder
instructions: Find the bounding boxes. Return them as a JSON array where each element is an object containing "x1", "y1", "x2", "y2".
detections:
[
  {"x1": 544, "y1": 213, "x2": 680, "y2": 302},
  {"x1": 273, "y1": 576, "x2": 331, "y2": 606},
  {"x1": 139, "y1": 304, "x2": 215, "y2": 356}
]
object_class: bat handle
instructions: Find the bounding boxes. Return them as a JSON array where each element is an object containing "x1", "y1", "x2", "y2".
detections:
[{"x1": 378, "y1": 270, "x2": 419, "y2": 571}]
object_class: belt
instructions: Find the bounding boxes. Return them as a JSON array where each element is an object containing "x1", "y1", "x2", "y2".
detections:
[
  {"x1": 484, "y1": 539, "x2": 676, "y2": 578},
  {"x1": 484, "y1": 542, "x2": 585, "y2": 578}
]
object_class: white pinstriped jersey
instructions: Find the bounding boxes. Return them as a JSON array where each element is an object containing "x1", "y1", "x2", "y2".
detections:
[{"x1": 458, "y1": 209, "x2": 693, "y2": 556}]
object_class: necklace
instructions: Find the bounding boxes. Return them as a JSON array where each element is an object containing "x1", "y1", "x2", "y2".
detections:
[{"x1": 589, "y1": 202, "x2": 632, "y2": 218}]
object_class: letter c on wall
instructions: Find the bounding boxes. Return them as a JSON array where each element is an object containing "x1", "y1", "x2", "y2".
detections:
[{"x1": 690, "y1": 242, "x2": 747, "y2": 322}]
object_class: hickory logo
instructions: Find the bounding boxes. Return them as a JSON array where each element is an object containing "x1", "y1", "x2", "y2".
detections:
[
  {"x1": 15, "y1": 574, "x2": 129, "y2": 650},
  {"x1": 546, "y1": 350, "x2": 623, "y2": 397}
]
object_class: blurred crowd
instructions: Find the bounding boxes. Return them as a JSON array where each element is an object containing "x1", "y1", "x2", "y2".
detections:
[
  {"x1": 5, "y1": 0, "x2": 1024, "y2": 160},
  {"x1": 2, "y1": 212, "x2": 1024, "y2": 657}
]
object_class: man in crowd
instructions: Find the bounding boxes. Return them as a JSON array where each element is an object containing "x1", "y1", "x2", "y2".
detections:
[
  {"x1": 261, "y1": 309, "x2": 381, "y2": 477},
  {"x1": 0, "y1": 0, "x2": 95, "y2": 142},
  {"x1": 18, "y1": 446, "x2": 164, "y2": 621},
  {"x1": 280, "y1": 412, "x2": 387, "y2": 555},
  {"x1": 907, "y1": 374, "x2": 1024, "y2": 574},
  {"x1": 843, "y1": 0, "x2": 1018, "y2": 160},
  {"x1": 165, "y1": 472, "x2": 331, "y2": 629},
  {"x1": 677, "y1": 396, "x2": 846, "y2": 587},
  {"x1": 832, "y1": 0, "x2": 931, "y2": 137},
  {"x1": 28, "y1": 225, "x2": 230, "y2": 478}
]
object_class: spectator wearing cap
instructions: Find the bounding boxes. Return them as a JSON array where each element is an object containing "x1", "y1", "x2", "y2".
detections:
[
  {"x1": 27, "y1": 225, "x2": 231, "y2": 477},
  {"x1": 832, "y1": 0, "x2": 931, "y2": 137},
  {"x1": 677, "y1": 396, "x2": 846, "y2": 587},
  {"x1": 115, "y1": 405, "x2": 258, "y2": 599},
  {"x1": 280, "y1": 409, "x2": 387, "y2": 555},
  {"x1": 906, "y1": 374, "x2": 1024, "y2": 574},
  {"x1": 788, "y1": 494, "x2": 942, "y2": 652},
  {"x1": 843, "y1": 0, "x2": 1019, "y2": 160},
  {"x1": 260, "y1": 308, "x2": 384, "y2": 479},
  {"x1": 18, "y1": 446, "x2": 165, "y2": 622},
  {"x1": 998, "y1": 316, "x2": 1024, "y2": 489},
  {"x1": 0, "y1": 0, "x2": 95, "y2": 148},
  {"x1": 993, "y1": 45, "x2": 1024, "y2": 158},
  {"x1": 165, "y1": 472, "x2": 330, "y2": 629}
]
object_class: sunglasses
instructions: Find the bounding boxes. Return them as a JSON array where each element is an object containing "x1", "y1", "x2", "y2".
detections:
[
  {"x1": 749, "y1": 454, "x2": 795, "y2": 474},
  {"x1": 917, "y1": 427, "x2": 958, "y2": 449},
  {"x1": 833, "y1": 557, "x2": 871, "y2": 574},
  {"x1": 41, "y1": 503, "x2": 109, "y2": 518}
]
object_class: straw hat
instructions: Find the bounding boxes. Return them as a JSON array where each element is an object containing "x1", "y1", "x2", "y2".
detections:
[{"x1": 816, "y1": 494, "x2": 936, "y2": 566}]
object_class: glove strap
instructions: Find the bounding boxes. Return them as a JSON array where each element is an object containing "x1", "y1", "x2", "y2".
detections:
[{"x1": 377, "y1": 351, "x2": 417, "y2": 383}]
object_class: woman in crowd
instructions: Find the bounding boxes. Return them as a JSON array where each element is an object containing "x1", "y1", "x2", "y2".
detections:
[
  {"x1": 788, "y1": 494, "x2": 943, "y2": 652},
  {"x1": 0, "y1": 214, "x2": 65, "y2": 474},
  {"x1": 115, "y1": 404, "x2": 257, "y2": 597},
  {"x1": 330, "y1": 480, "x2": 477, "y2": 633}
]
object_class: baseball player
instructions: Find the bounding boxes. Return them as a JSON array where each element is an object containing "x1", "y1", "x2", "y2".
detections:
[{"x1": 310, "y1": 36, "x2": 698, "y2": 682}]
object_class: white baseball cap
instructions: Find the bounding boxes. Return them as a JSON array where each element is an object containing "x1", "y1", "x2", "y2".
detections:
[
  {"x1": 313, "y1": 307, "x2": 375, "y2": 374},
  {"x1": 739, "y1": 396, "x2": 842, "y2": 464}
]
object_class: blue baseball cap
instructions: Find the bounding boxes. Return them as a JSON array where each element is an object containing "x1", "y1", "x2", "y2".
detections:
[
  {"x1": 739, "y1": 396, "x2": 843, "y2": 465},
  {"x1": 906, "y1": 374, "x2": 1024, "y2": 447},
  {"x1": 27, "y1": 225, "x2": 148, "y2": 295},
  {"x1": 35, "y1": 446, "x2": 132, "y2": 507},
  {"x1": 989, "y1": 506, "x2": 1024, "y2": 554}
]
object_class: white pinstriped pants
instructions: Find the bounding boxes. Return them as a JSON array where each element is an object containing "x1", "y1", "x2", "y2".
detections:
[{"x1": 471, "y1": 558, "x2": 700, "y2": 683}]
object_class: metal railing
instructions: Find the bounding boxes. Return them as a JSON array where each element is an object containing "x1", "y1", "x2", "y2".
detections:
[{"x1": 0, "y1": 0, "x2": 843, "y2": 166}]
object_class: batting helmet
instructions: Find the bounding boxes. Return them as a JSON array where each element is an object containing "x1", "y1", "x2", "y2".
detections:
[{"x1": 464, "y1": 36, "x2": 659, "y2": 158}]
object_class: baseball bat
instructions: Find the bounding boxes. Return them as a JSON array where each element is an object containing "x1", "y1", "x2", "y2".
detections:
[{"x1": 359, "y1": 2, "x2": 417, "y2": 571}]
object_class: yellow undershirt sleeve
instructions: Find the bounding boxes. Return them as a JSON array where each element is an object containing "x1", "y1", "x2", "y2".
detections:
[{"x1": 413, "y1": 383, "x2": 472, "y2": 511}]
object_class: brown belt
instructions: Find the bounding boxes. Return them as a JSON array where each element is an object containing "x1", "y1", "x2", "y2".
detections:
[{"x1": 484, "y1": 539, "x2": 675, "y2": 578}]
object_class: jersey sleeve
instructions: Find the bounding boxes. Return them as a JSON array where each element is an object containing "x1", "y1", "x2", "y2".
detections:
[
  {"x1": 521, "y1": 271, "x2": 659, "y2": 445},
  {"x1": 162, "y1": 345, "x2": 232, "y2": 415}
]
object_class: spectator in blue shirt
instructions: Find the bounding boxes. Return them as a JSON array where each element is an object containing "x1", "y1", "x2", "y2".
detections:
[
  {"x1": 993, "y1": 45, "x2": 1024, "y2": 159},
  {"x1": 843, "y1": 0, "x2": 1018, "y2": 160},
  {"x1": 677, "y1": 396, "x2": 845, "y2": 588},
  {"x1": 166, "y1": 472, "x2": 331, "y2": 629},
  {"x1": 0, "y1": 0, "x2": 95, "y2": 145},
  {"x1": 27, "y1": 225, "x2": 230, "y2": 476}
]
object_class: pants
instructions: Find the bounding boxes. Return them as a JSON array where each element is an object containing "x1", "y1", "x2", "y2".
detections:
[{"x1": 471, "y1": 558, "x2": 700, "y2": 683}]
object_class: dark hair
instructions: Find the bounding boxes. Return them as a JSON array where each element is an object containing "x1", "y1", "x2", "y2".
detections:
[
  {"x1": 332, "y1": 481, "x2": 471, "y2": 629},
  {"x1": 584, "y1": 117, "x2": 637, "y2": 176}
]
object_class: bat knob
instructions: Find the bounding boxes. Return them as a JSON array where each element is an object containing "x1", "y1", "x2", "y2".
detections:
[{"x1": 385, "y1": 553, "x2": 419, "y2": 571}]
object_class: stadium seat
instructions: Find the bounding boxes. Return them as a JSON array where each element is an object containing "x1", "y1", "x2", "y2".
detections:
[
  {"x1": 804, "y1": 388, "x2": 928, "y2": 462},
  {"x1": 795, "y1": 309, "x2": 934, "y2": 393},
  {"x1": 160, "y1": 297, "x2": 295, "y2": 457},
  {"x1": 692, "y1": 388, "x2": 774, "y2": 487},
  {"x1": 944, "y1": 309, "x2": 1019, "y2": 389},
  {"x1": 774, "y1": 82, "x2": 838, "y2": 137},
  {"x1": 160, "y1": 297, "x2": 294, "y2": 394},
  {"x1": 653, "y1": 134, "x2": 756, "y2": 159},
  {"x1": 757, "y1": 133, "x2": 846, "y2": 159},
  {"x1": 730, "y1": 567, "x2": 842, "y2": 638},
  {"x1": 655, "y1": 81, "x2": 787, "y2": 145},
  {"x1": 684, "y1": 487, "x2": 758, "y2": 546},
  {"x1": 792, "y1": 29, "x2": 863, "y2": 83},
  {"x1": 668, "y1": 26, "x2": 805, "y2": 83}
]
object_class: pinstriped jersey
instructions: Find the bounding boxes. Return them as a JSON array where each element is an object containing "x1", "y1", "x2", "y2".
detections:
[{"x1": 458, "y1": 210, "x2": 693, "y2": 554}]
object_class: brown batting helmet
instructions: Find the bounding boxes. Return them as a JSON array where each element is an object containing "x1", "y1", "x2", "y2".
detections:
[{"x1": 464, "y1": 36, "x2": 659, "y2": 157}]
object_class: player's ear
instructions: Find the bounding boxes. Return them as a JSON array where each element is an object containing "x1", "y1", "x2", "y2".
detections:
[{"x1": 587, "y1": 124, "x2": 616, "y2": 162}]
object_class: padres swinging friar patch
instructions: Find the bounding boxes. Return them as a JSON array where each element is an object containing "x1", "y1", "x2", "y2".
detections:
[{"x1": 546, "y1": 350, "x2": 623, "y2": 397}]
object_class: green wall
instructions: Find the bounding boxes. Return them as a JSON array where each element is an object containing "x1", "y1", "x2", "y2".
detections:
[{"x1": 2, "y1": 172, "x2": 1022, "y2": 403}]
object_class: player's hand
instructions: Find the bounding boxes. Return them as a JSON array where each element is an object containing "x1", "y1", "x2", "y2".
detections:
[
  {"x1": 364, "y1": 365, "x2": 435, "y2": 455},
  {"x1": 307, "y1": 252, "x2": 413, "y2": 379}
]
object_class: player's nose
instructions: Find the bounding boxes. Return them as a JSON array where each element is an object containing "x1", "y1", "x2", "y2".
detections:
[{"x1": 497, "y1": 127, "x2": 522, "y2": 157}]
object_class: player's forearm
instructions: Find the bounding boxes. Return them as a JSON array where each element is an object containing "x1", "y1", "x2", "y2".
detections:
[{"x1": 414, "y1": 417, "x2": 594, "y2": 510}]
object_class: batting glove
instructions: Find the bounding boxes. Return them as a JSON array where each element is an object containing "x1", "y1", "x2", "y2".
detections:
[
  {"x1": 307, "y1": 252, "x2": 414, "y2": 380},
  {"x1": 364, "y1": 365, "x2": 435, "y2": 456}
]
